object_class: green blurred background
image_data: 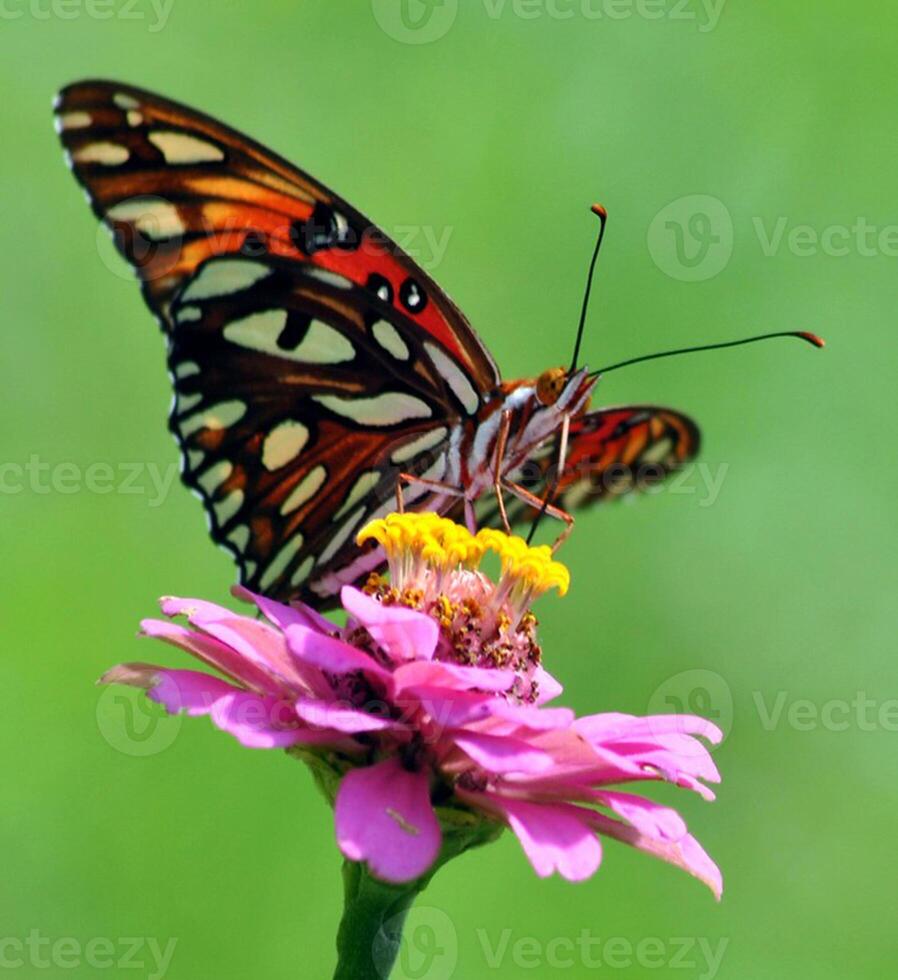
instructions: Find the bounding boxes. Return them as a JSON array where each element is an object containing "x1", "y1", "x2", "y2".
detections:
[{"x1": 3, "y1": 1, "x2": 896, "y2": 977}]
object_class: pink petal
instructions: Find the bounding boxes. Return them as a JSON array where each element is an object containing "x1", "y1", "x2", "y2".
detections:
[
  {"x1": 232, "y1": 585, "x2": 334, "y2": 635},
  {"x1": 139, "y1": 619, "x2": 278, "y2": 694},
  {"x1": 393, "y1": 660, "x2": 515, "y2": 695},
  {"x1": 149, "y1": 669, "x2": 238, "y2": 716},
  {"x1": 495, "y1": 729, "x2": 639, "y2": 786},
  {"x1": 295, "y1": 698, "x2": 404, "y2": 734},
  {"x1": 335, "y1": 757, "x2": 441, "y2": 883},
  {"x1": 470, "y1": 793, "x2": 602, "y2": 882},
  {"x1": 590, "y1": 811, "x2": 722, "y2": 899},
  {"x1": 341, "y1": 586, "x2": 438, "y2": 663},
  {"x1": 645, "y1": 715, "x2": 724, "y2": 744},
  {"x1": 574, "y1": 713, "x2": 721, "y2": 793},
  {"x1": 592, "y1": 791, "x2": 687, "y2": 842},
  {"x1": 210, "y1": 692, "x2": 313, "y2": 749},
  {"x1": 672, "y1": 774, "x2": 718, "y2": 802},
  {"x1": 99, "y1": 664, "x2": 238, "y2": 716},
  {"x1": 451, "y1": 731, "x2": 555, "y2": 774},
  {"x1": 285, "y1": 625, "x2": 392, "y2": 686},
  {"x1": 577, "y1": 712, "x2": 722, "y2": 745},
  {"x1": 158, "y1": 597, "x2": 310, "y2": 692},
  {"x1": 617, "y1": 736, "x2": 721, "y2": 786},
  {"x1": 532, "y1": 666, "x2": 564, "y2": 704},
  {"x1": 486, "y1": 701, "x2": 575, "y2": 732},
  {"x1": 159, "y1": 595, "x2": 236, "y2": 621},
  {"x1": 402, "y1": 687, "x2": 497, "y2": 731}
]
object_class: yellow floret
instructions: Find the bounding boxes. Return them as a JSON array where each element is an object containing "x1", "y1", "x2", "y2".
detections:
[
  {"x1": 358, "y1": 512, "x2": 489, "y2": 570},
  {"x1": 476, "y1": 529, "x2": 570, "y2": 597},
  {"x1": 357, "y1": 512, "x2": 570, "y2": 597}
]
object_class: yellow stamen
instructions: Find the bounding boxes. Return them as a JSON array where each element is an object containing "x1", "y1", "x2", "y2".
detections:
[
  {"x1": 475, "y1": 529, "x2": 570, "y2": 597},
  {"x1": 356, "y1": 512, "x2": 570, "y2": 598},
  {"x1": 358, "y1": 512, "x2": 485, "y2": 569}
]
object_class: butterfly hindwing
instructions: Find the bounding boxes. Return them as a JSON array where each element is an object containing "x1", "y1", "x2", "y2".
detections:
[{"x1": 497, "y1": 406, "x2": 701, "y2": 526}]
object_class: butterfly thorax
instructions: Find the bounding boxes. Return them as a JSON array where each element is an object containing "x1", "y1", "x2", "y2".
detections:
[{"x1": 450, "y1": 369, "x2": 596, "y2": 498}]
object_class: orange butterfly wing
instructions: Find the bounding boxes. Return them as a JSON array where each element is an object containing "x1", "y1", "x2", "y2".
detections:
[
  {"x1": 492, "y1": 406, "x2": 700, "y2": 526},
  {"x1": 55, "y1": 79, "x2": 499, "y2": 390},
  {"x1": 55, "y1": 80, "x2": 497, "y2": 602}
]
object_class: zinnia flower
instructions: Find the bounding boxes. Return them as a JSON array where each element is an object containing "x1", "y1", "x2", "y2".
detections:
[{"x1": 102, "y1": 513, "x2": 722, "y2": 897}]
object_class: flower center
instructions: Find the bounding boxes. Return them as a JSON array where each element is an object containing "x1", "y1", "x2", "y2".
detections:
[{"x1": 357, "y1": 513, "x2": 570, "y2": 700}]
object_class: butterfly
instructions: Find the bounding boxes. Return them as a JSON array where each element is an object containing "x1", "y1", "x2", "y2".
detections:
[{"x1": 54, "y1": 80, "x2": 700, "y2": 606}]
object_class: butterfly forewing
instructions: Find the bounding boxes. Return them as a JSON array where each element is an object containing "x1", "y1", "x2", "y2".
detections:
[
  {"x1": 54, "y1": 79, "x2": 499, "y2": 389},
  {"x1": 170, "y1": 252, "x2": 481, "y2": 601},
  {"x1": 55, "y1": 80, "x2": 494, "y2": 601}
]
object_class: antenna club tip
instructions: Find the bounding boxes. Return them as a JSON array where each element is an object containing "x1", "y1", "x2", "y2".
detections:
[
  {"x1": 798, "y1": 331, "x2": 826, "y2": 349},
  {"x1": 590, "y1": 203, "x2": 607, "y2": 219}
]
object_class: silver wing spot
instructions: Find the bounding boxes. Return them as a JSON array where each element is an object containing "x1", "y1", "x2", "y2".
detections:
[
  {"x1": 72, "y1": 143, "x2": 130, "y2": 166},
  {"x1": 314, "y1": 392, "x2": 432, "y2": 426},
  {"x1": 280, "y1": 466, "x2": 327, "y2": 516},
  {"x1": 197, "y1": 460, "x2": 233, "y2": 496},
  {"x1": 178, "y1": 400, "x2": 247, "y2": 438},
  {"x1": 149, "y1": 131, "x2": 225, "y2": 164},
  {"x1": 391, "y1": 427, "x2": 449, "y2": 464},
  {"x1": 424, "y1": 342, "x2": 480, "y2": 415},
  {"x1": 214, "y1": 489, "x2": 244, "y2": 527},
  {"x1": 223, "y1": 311, "x2": 355, "y2": 364},
  {"x1": 180, "y1": 259, "x2": 272, "y2": 302},
  {"x1": 334, "y1": 470, "x2": 382, "y2": 521},
  {"x1": 372, "y1": 320, "x2": 410, "y2": 361},
  {"x1": 262, "y1": 420, "x2": 310, "y2": 472},
  {"x1": 260, "y1": 535, "x2": 305, "y2": 592}
]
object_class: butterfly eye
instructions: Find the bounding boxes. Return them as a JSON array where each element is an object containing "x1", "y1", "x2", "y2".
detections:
[{"x1": 536, "y1": 367, "x2": 567, "y2": 406}]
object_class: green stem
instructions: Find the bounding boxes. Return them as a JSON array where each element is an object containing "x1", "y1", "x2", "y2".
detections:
[
  {"x1": 333, "y1": 861, "x2": 425, "y2": 980},
  {"x1": 332, "y1": 811, "x2": 503, "y2": 979},
  {"x1": 288, "y1": 747, "x2": 503, "y2": 978}
]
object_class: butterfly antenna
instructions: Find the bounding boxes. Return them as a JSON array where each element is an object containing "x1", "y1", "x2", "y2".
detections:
[
  {"x1": 527, "y1": 330, "x2": 824, "y2": 545},
  {"x1": 569, "y1": 203, "x2": 608, "y2": 373},
  {"x1": 528, "y1": 206, "x2": 608, "y2": 545},
  {"x1": 590, "y1": 331, "x2": 824, "y2": 377}
]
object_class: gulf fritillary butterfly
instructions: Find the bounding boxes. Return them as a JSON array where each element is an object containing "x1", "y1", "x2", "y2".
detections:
[{"x1": 54, "y1": 81, "x2": 817, "y2": 606}]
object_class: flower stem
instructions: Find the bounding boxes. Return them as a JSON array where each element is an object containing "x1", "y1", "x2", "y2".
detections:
[
  {"x1": 333, "y1": 860, "x2": 424, "y2": 979},
  {"x1": 332, "y1": 809, "x2": 503, "y2": 979}
]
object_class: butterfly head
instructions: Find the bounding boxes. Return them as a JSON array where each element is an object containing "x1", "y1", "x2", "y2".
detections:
[
  {"x1": 535, "y1": 366, "x2": 596, "y2": 417},
  {"x1": 536, "y1": 367, "x2": 567, "y2": 406}
]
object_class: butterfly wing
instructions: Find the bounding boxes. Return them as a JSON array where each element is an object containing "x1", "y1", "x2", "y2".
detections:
[
  {"x1": 54, "y1": 80, "x2": 498, "y2": 602},
  {"x1": 166, "y1": 254, "x2": 472, "y2": 604},
  {"x1": 54, "y1": 80, "x2": 498, "y2": 387},
  {"x1": 497, "y1": 406, "x2": 700, "y2": 525}
]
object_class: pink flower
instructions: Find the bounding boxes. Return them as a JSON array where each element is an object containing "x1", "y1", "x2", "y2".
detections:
[{"x1": 101, "y1": 514, "x2": 722, "y2": 897}]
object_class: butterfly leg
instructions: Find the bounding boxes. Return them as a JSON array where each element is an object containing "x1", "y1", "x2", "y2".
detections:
[
  {"x1": 502, "y1": 478, "x2": 576, "y2": 552},
  {"x1": 525, "y1": 413, "x2": 572, "y2": 545},
  {"x1": 491, "y1": 410, "x2": 514, "y2": 534},
  {"x1": 395, "y1": 471, "x2": 465, "y2": 516}
]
